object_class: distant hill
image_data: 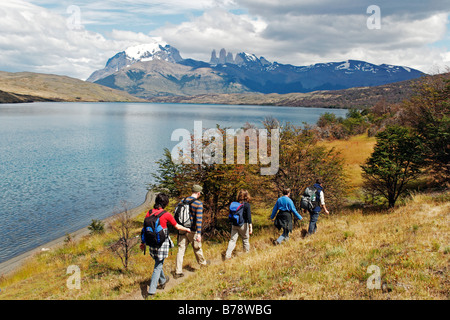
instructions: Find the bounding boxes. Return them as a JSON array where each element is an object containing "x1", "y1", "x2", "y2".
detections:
[
  {"x1": 0, "y1": 89, "x2": 55, "y2": 104},
  {"x1": 87, "y1": 41, "x2": 424, "y2": 98},
  {"x1": 0, "y1": 71, "x2": 145, "y2": 103},
  {"x1": 146, "y1": 75, "x2": 423, "y2": 108}
]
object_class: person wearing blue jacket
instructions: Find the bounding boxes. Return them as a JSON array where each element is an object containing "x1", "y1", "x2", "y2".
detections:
[{"x1": 270, "y1": 188, "x2": 302, "y2": 244}]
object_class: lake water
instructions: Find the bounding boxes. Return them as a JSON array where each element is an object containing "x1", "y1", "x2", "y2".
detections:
[{"x1": 0, "y1": 102, "x2": 348, "y2": 263}]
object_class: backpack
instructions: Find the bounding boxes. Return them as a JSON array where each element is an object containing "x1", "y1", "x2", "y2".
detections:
[
  {"x1": 141, "y1": 210, "x2": 167, "y2": 248},
  {"x1": 228, "y1": 202, "x2": 245, "y2": 227},
  {"x1": 174, "y1": 197, "x2": 196, "y2": 228},
  {"x1": 300, "y1": 186, "x2": 320, "y2": 212}
]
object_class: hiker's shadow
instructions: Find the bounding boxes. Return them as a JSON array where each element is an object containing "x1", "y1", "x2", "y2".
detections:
[
  {"x1": 185, "y1": 265, "x2": 197, "y2": 272},
  {"x1": 139, "y1": 280, "x2": 149, "y2": 299},
  {"x1": 300, "y1": 228, "x2": 308, "y2": 238}
]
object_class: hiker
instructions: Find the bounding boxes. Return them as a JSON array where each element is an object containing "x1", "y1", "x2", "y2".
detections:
[
  {"x1": 224, "y1": 189, "x2": 253, "y2": 260},
  {"x1": 306, "y1": 179, "x2": 330, "y2": 235},
  {"x1": 140, "y1": 193, "x2": 191, "y2": 296},
  {"x1": 270, "y1": 188, "x2": 302, "y2": 244},
  {"x1": 174, "y1": 184, "x2": 208, "y2": 278}
]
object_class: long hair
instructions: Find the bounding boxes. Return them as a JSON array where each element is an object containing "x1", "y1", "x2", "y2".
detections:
[{"x1": 237, "y1": 189, "x2": 251, "y2": 203}]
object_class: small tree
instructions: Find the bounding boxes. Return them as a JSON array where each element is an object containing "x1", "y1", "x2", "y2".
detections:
[
  {"x1": 110, "y1": 202, "x2": 139, "y2": 270},
  {"x1": 273, "y1": 123, "x2": 348, "y2": 211},
  {"x1": 148, "y1": 148, "x2": 184, "y2": 196},
  {"x1": 149, "y1": 122, "x2": 273, "y2": 233},
  {"x1": 361, "y1": 125, "x2": 426, "y2": 208}
]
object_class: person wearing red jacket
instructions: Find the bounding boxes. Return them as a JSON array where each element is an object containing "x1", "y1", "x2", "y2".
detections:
[{"x1": 140, "y1": 193, "x2": 190, "y2": 296}]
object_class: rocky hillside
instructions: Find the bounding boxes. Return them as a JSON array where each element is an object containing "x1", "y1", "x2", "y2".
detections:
[{"x1": 94, "y1": 59, "x2": 249, "y2": 99}]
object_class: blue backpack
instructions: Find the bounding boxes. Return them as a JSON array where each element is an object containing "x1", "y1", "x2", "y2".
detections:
[
  {"x1": 228, "y1": 202, "x2": 245, "y2": 227},
  {"x1": 141, "y1": 210, "x2": 167, "y2": 248}
]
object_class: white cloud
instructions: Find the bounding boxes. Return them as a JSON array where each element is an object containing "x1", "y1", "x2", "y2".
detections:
[
  {"x1": 156, "y1": 8, "x2": 267, "y2": 61},
  {"x1": 0, "y1": 0, "x2": 448, "y2": 80},
  {"x1": 155, "y1": 2, "x2": 449, "y2": 73},
  {"x1": 0, "y1": 0, "x2": 164, "y2": 79}
]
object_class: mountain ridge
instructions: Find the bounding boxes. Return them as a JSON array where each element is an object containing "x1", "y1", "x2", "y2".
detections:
[{"x1": 87, "y1": 43, "x2": 424, "y2": 98}]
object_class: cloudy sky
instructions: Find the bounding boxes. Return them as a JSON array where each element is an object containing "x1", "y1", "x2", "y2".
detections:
[{"x1": 1, "y1": 0, "x2": 449, "y2": 80}]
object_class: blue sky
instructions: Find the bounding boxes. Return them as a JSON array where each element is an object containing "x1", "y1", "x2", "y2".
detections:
[
  {"x1": 1, "y1": 0, "x2": 449, "y2": 79},
  {"x1": 29, "y1": 0, "x2": 219, "y2": 33}
]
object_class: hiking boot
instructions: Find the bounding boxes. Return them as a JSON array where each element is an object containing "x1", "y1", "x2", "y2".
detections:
[
  {"x1": 221, "y1": 252, "x2": 230, "y2": 261},
  {"x1": 200, "y1": 260, "x2": 211, "y2": 269},
  {"x1": 157, "y1": 276, "x2": 170, "y2": 290},
  {"x1": 173, "y1": 273, "x2": 184, "y2": 279}
]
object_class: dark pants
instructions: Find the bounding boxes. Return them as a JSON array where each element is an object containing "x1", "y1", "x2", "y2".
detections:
[
  {"x1": 274, "y1": 211, "x2": 293, "y2": 243},
  {"x1": 308, "y1": 211, "x2": 319, "y2": 234},
  {"x1": 276, "y1": 228, "x2": 290, "y2": 244}
]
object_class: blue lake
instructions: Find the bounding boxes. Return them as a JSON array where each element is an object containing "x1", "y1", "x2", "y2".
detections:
[{"x1": 0, "y1": 102, "x2": 348, "y2": 263}]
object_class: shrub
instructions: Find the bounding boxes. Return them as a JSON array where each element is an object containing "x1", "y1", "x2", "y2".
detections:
[{"x1": 88, "y1": 219, "x2": 105, "y2": 234}]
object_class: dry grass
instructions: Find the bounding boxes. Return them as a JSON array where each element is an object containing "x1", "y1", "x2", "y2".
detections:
[
  {"x1": 319, "y1": 134, "x2": 376, "y2": 190},
  {"x1": 0, "y1": 209, "x2": 151, "y2": 300},
  {"x1": 0, "y1": 192, "x2": 448, "y2": 300},
  {"x1": 154, "y1": 192, "x2": 450, "y2": 300},
  {"x1": 0, "y1": 71, "x2": 144, "y2": 102},
  {"x1": 0, "y1": 136, "x2": 447, "y2": 300}
]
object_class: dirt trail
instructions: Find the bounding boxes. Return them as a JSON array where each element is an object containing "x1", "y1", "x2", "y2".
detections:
[
  {"x1": 120, "y1": 256, "x2": 223, "y2": 300},
  {"x1": 120, "y1": 267, "x2": 197, "y2": 300},
  {"x1": 120, "y1": 229, "x2": 303, "y2": 300}
]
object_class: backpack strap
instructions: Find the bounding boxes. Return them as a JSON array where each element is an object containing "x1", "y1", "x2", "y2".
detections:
[
  {"x1": 150, "y1": 209, "x2": 167, "y2": 218},
  {"x1": 183, "y1": 197, "x2": 197, "y2": 216},
  {"x1": 155, "y1": 210, "x2": 167, "y2": 218},
  {"x1": 184, "y1": 197, "x2": 199, "y2": 230},
  {"x1": 183, "y1": 197, "x2": 197, "y2": 205}
]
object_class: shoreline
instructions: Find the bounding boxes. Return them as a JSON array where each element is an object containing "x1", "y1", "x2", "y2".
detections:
[{"x1": 0, "y1": 190, "x2": 155, "y2": 277}]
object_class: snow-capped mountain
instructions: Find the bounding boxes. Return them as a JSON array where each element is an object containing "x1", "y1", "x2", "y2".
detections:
[
  {"x1": 124, "y1": 42, "x2": 183, "y2": 64},
  {"x1": 87, "y1": 44, "x2": 424, "y2": 97},
  {"x1": 87, "y1": 41, "x2": 182, "y2": 83}
]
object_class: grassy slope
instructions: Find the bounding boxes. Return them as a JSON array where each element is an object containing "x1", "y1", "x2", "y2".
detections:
[
  {"x1": 157, "y1": 194, "x2": 449, "y2": 300},
  {"x1": 0, "y1": 135, "x2": 448, "y2": 300},
  {"x1": 0, "y1": 71, "x2": 145, "y2": 103},
  {"x1": 318, "y1": 135, "x2": 377, "y2": 191}
]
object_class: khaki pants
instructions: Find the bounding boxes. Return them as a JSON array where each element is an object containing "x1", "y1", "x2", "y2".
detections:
[
  {"x1": 176, "y1": 232, "x2": 206, "y2": 274},
  {"x1": 225, "y1": 223, "x2": 250, "y2": 259}
]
